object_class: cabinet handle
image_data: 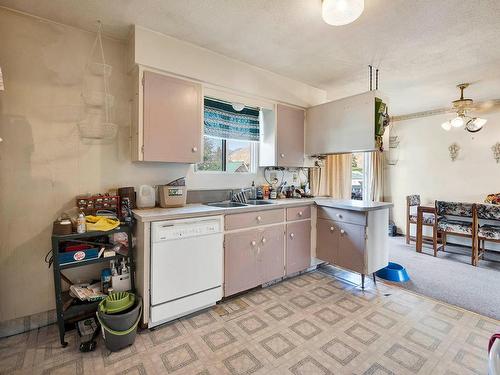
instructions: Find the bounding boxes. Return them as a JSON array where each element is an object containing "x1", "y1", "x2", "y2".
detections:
[
  {"x1": 256, "y1": 216, "x2": 262, "y2": 222},
  {"x1": 262, "y1": 237, "x2": 267, "y2": 244},
  {"x1": 192, "y1": 147, "x2": 198, "y2": 152},
  {"x1": 340, "y1": 229, "x2": 345, "y2": 235},
  {"x1": 251, "y1": 240, "x2": 256, "y2": 246},
  {"x1": 330, "y1": 226, "x2": 335, "y2": 232},
  {"x1": 298, "y1": 211, "x2": 303, "y2": 216},
  {"x1": 280, "y1": 153, "x2": 285, "y2": 158},
  {"x1": 290, "y1": 233, "x2": 295, "y2": 239}
]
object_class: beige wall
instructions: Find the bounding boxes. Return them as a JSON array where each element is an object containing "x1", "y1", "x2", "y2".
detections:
[
  {"x1": 385, "y1": 111, "x2": 500, "y2": 238},
  {"x1": 0, "y1": 8, "x2": 319, "y2": 323}
]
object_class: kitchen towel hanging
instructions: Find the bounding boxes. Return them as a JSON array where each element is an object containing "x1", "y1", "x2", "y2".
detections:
[{"x1": 204, "y1": 98, "x2": 260, "y2": 141}]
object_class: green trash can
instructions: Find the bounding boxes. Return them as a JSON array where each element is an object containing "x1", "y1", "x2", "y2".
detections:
[{"x1": 97, "y1": 293, "x2": 142, "y2": 352}]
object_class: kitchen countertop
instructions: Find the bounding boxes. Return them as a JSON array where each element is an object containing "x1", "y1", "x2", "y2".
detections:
[
  {"x1": 133, "y1": 198, "x2": 393, "y2": 222},
  {"x1": 133, "y1": 198, "x2": 317, "y2": 222},
  {"x1": 314, "y1": 199, "x2": 394, "y2": 212}
]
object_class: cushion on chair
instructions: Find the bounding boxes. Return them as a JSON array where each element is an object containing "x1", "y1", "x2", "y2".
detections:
[
  {"x1": 476, "y1": 204, "x2": 500, "y2": 220},
  {"x1": 407, "y1": 195, "x2": 421, "y2": 206},
  {"x1": 435, "y1": 201, "x2": 473, "y2": 217},
  {"x1": 409, "y1": 213, "x2": 435, "y2": 224},
  {"x1": 478, "y1": 225, "x2": 500, "y2": 240},
  {"x1": 437, "y1": 219, "x2": 473, "y2": 235}
]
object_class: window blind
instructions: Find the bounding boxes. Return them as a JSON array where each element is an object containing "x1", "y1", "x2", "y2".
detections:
[{"x1": 204, "y1": 98, "x2": 260, "y2": 142}]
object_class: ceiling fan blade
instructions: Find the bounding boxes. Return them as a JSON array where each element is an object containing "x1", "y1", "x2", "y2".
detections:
[{"x1": 472, "y1": 99, "x2": 500, "y2": 113}]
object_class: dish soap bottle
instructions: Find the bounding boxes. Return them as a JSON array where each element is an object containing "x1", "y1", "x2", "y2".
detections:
[
  {"x1": 250, "y1": 181, "x2": 257, "y2": 200},
  {"x1": 76, "y1": 212, "x2": 86, "y2": 234}
]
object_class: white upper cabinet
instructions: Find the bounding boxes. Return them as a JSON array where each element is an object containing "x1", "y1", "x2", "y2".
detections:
[{"x1": 305, "y1": 91, "x2": 387, "y2": 155}]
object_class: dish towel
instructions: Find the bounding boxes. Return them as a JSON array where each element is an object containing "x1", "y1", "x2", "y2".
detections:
[{"x1": 85, "y1": 216, "x2": 120, "y2": 232}]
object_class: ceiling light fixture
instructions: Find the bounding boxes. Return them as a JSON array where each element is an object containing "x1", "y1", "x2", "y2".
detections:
[
  {"x1": 231, "y1": 102, "x2": 245, "y2": 111},
  {"x1": 322, "y1": 0, "x2": 364, "y2": 26},
  {"x1": 441, "y1": 83, "x2": 487, "y2": 133}
]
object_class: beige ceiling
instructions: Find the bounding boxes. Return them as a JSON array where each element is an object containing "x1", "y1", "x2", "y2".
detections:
[{"x1": 2, "y1": 0, "x2": 500, "y2": 114}]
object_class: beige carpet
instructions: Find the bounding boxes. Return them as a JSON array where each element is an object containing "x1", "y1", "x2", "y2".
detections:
[{"x1": 388, "y1": 236, "x2": 500, "y2": 320}]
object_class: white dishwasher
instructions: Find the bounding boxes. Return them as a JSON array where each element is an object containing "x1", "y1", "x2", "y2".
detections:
[{"x1": 150, "y1": 216, "x2": 223, "y2": 327}]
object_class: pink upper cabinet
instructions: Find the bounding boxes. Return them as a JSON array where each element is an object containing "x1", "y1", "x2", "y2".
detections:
[
  {"x1": 142, "y1": 71, "x2": 202, "y2": 163},
  {"x1": 276, "y1": 104, "x2": 305, "y2": 167}
]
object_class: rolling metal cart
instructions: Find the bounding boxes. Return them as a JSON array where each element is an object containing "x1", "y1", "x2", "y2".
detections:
[{"x1": 51, "y1": 225, "x2": 134, "y2": 347}]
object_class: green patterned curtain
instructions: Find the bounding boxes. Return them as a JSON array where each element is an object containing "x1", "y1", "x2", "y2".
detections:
[{"x1": 204, "y1": 98, "x2": 260, "y2": 141}]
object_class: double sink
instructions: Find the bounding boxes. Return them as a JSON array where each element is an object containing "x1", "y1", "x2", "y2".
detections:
[{"x1": 205, "y1": 200, "x2": 276, "y2": 208}]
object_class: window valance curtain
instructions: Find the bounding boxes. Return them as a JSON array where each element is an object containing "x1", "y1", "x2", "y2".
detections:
[{"x1": 204, "y1": 98, "x2": 260, "y2": 142}]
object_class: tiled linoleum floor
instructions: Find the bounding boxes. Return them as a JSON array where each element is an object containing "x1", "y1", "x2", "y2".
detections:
[{"x1": 1, "y1": 268, "x2": 498, "y2": 375}]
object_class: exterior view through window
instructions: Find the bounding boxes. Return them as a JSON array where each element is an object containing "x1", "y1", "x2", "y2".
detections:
[
  {"x1": 197, "y1": 137, "x2": 253, "y2": 172},
  {"x1": 351, "y1": 152, "x2": 364, "y2": 200}
]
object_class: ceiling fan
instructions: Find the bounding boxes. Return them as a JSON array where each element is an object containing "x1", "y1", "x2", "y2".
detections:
[
  {"x1": 441, "y1": 83, "x2": 489, "y2": 133},
  {"x1": 391, "y1": 83, "x2": 500, "y2": 131}
]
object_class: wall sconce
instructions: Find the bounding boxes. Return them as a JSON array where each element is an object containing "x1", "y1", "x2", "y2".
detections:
[
  {"x1": 493, "y1": 142, "x2": 500, "y2": 163},
  {"x1": 448, "y1": 143, "x2": 460, "y2": 161}
]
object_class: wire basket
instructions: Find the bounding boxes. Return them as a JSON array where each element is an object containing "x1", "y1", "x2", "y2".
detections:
[
  {"x1": 78, "y1": 120, "x2": 118, "y2": 140},
  {"x1": 81, "y1": 90, "x2": 114, "y2": 107},
  {"x1": 87, "y1": 62, "x2": 112, "y2": 77}
]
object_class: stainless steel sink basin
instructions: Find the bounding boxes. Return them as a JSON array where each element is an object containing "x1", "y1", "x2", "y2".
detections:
[
  {"x1": 205, "y1": 202, "x2": 248, "y2": 208},
  {"x1": 245, "y1": 200, "x2": 276, "y2": 205}
]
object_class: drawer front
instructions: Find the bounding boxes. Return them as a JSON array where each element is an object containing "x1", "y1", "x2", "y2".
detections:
[
  {"x1": 286, "y1": 205, "x2": 311, "y2": 221},
  {"x1": 225, "y1": 209, "x2": 285, "y2": 231},
  {"x1": 318, "y1": 206, "x2": 366, "y2": 226}
]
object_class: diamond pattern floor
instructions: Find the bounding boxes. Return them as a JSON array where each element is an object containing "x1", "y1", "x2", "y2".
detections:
[{"x1": 1, "y1": 268, "x2": 498, "y2": 375}]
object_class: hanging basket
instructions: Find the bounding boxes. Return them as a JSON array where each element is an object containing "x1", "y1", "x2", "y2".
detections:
[
  {"x1": 87, "y1": 62, "x2": 112, "y2": 77},
  {"x1": 78, "y1": 120, "x2": 118, "y2": 140}
]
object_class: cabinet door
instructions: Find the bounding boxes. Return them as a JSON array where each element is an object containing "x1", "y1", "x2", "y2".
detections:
[
  {"x1": 336, "y1": 222, "x2": 366, "y2": 274},
  {"x1": 286, "y1": 221, "x2": 311, "y2": 275},
  {"x1": 224, "y1": 229, "x2": 259, "y2": 296},
  {"x1": 258, "y1": 225, "x2": 285, "y2": 284},
  {"x1": 316, "y1": 219, "x2": 338, "y2": 264},
  {"x1": 276, "y1": 104, "x2": 305, "y2": 167},
  {"x1": 143, "y1": 71, "x2": 202, "y2": 163}
]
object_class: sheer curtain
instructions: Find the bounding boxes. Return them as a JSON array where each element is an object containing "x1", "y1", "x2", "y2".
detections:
[
  {"x1": 311, "y1": 154, "x2": 352, "y2": 198},
  {"x1": 367, "y1": 151, "x2": 384, "y2": 201}
]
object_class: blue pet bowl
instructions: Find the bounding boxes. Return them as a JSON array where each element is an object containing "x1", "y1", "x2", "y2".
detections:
[{"x1": 376, "y1": 262, "x2": 410, "y2": 282}]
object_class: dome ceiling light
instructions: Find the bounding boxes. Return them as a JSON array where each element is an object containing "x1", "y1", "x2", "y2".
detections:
[{"x1": 322, "y1": 0, "x2": 364, "y2": 26}]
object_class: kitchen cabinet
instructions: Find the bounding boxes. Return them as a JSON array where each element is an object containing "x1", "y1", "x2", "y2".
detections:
[
  {"x1": 224, "y1": 225, "x2": 284, "y2": 296},
  {"x1": 316, "y1": 218, "x2": 338, "y2": 265},
  {"x1": 260, "y1": 104, "x2": 305, "y2": 167},
  {"x1": 315, "y1": 203, "x2": 391, "y2": 288},
  {"x1": 305, "y1": 90, "x2": 388, "y2": 155},
  {"x1": 286, "y1": 220, "x2": 311, "y2": 275},
  {"x1": 132, "y1": 69, "x2": 203, "y2": 162}
]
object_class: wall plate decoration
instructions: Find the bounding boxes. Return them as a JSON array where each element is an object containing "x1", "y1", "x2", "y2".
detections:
[
  {"x1": 492, "y1": 142, "x2": 500, "y2": 163},
  {"x1": 448, "y1": 143, "x2": 460, "y2": 161}
]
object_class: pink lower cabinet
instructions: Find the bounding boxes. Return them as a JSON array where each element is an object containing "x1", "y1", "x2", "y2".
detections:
[
  {"x1": 286, "y1": 221, "x2": 311, "y2": 275},
  {"x1": 335, "y1": 221, "x2": 365, "y2": 274},
  {"x1": 316, "y1": 218, "x2": 338, "y2": 264},
  {"x1": 224, "y1": 225, "x2": 284, "y2": 297},
  {"x1": 258, "y1": 225, "x2": 285, "y2": 284}
]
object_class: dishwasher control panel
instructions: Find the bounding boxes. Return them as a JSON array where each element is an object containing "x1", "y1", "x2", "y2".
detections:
[{"x1": 152, "y1": 217, "x2": 222, "y2": 242}]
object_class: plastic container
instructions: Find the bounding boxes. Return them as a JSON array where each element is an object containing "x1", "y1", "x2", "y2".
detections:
[
  {"x1": 97, "y1": 296, "x2": 142, "y2": 352},
  {"x1": 159, "y1": 185, "x2": 187, "y2": 208},
  {"x1": 375, "y1": 262, "x2": 410, "y2": 282},
  {"x1": 137, "y1": 185, "x2": 156, "y2": 208}
]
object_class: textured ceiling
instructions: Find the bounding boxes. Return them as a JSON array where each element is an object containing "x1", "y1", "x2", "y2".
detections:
[{"x1": 1, "y1": 0, "x2": 500, "y2": 114}]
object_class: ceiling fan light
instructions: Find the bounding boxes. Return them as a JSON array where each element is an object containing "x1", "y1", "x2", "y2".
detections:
[
  {"x1": 466, "y1": 117, "x2": 487, "y2": 133},
  {"x1": 441, "y1": 121, "x2": 452, "y2": 131},
  {"x1": 322, "y1": 0, "x2": 364, "y2": 26},
  {"x1": 450, "y1": 116, "x2": 464, "y2": 128}
]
